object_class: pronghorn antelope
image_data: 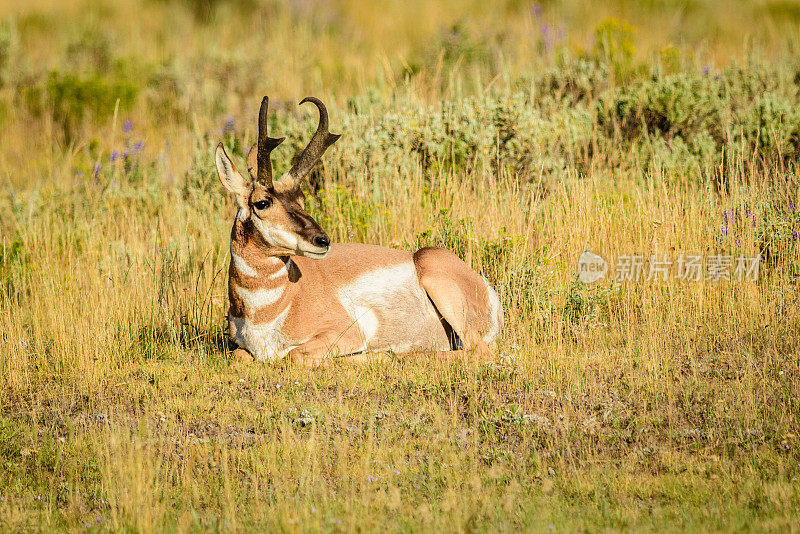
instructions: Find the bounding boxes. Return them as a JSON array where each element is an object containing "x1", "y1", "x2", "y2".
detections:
[{"x1": 215, "y1": 96, "x2": 503, "y2": 366}]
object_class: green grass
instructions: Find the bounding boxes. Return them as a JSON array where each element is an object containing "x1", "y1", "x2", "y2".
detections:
[{"x1": 1, "y1": 0, "x2": 800, "y2": 531}]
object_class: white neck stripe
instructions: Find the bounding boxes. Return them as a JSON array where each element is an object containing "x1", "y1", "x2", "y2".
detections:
[
  {"x1": 235, "y1": 284, "x2": 285, "y2": 310},
  {"x1": 231, "y1": 252, "x2": 258, "y2": 277}
]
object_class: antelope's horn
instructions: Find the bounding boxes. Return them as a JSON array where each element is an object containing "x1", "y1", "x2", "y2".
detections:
[
  {"x1": 287, "y1": 97, "x2": 341, "y2": 182},
  {"x1": 248, "y1": 96, "x2": 284, "y2": 185}
]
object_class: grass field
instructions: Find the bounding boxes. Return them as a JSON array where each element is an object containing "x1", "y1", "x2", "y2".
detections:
[{"x1": 1, "y1": 0, "x2": 800, "y2": 531}]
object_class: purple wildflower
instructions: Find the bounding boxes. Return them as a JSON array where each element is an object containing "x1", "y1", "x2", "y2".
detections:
[
  {"x1": 123, "y1": 120, "x2": 133, "y2": 133},
  {"x1": 92, "y1": 163, "x2": 101, "y2": 178},
  {"x1": 793, "y1": 231, "x2": 798, "y2": 240},
  {"x1": 721, "y1": 224, "x2": 728, "y2": 236},
  {"x1": 110, "y1": 150, "x2": 119, "y2": 162},
  {"x1": 366, "y1": 476, "x2": 379, "y2": 482},
  {"x1": 541, "y1": 23, "x2": 554, "y2": 51},
  {"x1": 223, "y1": 116, "x2": 235, "y2": 135},
  {"x1": 132, "y1": 141, "x2": 144, "y2": 154},
  {"x1": 735, "y1": 236, "x2": 741, "y2": 247},
  {"x1": 702, "y1": 66, "x2": 709, "y2": 75},
  {"x1": 532, "y1": 3, "x2": 542, "y2": 18},
  {"x1": 790, "y1": 203, "x2": 795, "y2": 212},
  {"x1": 723, "y1": 210, "x2": 729, "y2": 223}
]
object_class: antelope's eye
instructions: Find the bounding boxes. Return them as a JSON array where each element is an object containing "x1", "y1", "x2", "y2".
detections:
[{"x1": 253, "y1": 199, "x2": 271, "y2": 210}]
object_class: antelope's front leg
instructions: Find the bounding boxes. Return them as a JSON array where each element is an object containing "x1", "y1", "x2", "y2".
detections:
[
  {"x1": 231, "y1": 347, "x2": 254, "y2": 363},
  {"x1": 288, "y1": 330, "x2": 366, "y2": 368}
]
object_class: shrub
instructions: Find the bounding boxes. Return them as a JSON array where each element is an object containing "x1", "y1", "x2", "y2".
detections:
[
  {"x1": 592, "y1": 18, "x2": 638, "y2": 80},
  {"x1": 597, "y1": 73, "x2": 725, "y2": 144},
  {"x1": 330, "y1": 92, "x2": 593, "y2": 182},
  {"x1": 756, "y1": 205, "x2": 800, "y2": 275},
  {"x1": 562, "y1": 275, "x2": 617, "y2": 324},
  {"x1": 411, "y1": 209, "x2": 472, "y2": 260},
  {"x1": 65, "y1": 27, "x2": 113, "y2": 73},
  {"x1": 527, "y1": 59, "x2": 611, "y2": 106},
  {"x1": 738, "y1": 93, "x2": 800, "y2": 155},
  {"x1": 149, "y1": 0, "x2": 258, "y2": 23},
  {"x1": 0, "y1": 233, "x2": 28, "y2": 304},
  {"x1": 23, "y1": 71, "x2": 138, "y2": 143},
  {"x1": 0, "y1": 19, "x2": 20, "y2": 89},
  {"x1": 596, "y1": 61, "x2": 800, "y2": 179}
]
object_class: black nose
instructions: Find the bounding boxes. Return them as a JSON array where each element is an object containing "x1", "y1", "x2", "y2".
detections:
[{"x1": 313, "y1": 236, "x2": 330, "y2": 248}]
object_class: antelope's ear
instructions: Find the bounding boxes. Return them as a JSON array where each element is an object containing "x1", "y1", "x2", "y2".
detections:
[
  {"x1": 215, "y1": 143, "x2": 251, "y2": 211},
  {"x1": 246, "y1": 143, "x2": 258, "y2": 181}
]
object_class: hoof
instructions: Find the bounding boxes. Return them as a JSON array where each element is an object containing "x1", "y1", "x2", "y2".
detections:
[{"x1": 232, "y1": 348, "x2": 254, "y2": 364}]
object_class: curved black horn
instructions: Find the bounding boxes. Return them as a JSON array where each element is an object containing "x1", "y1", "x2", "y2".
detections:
[
  {"x1": 287, "y1": 97, "x2": 341, "y2": 182},
  {"x1": 249, "y1": 96, "x2": 284, "y2": 185}
]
